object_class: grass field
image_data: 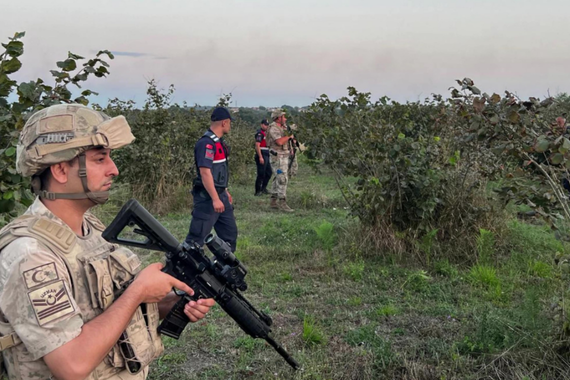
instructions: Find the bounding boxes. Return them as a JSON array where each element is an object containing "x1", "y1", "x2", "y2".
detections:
[{"x1": 97, "y1": 162, "x2": 570, "y2": 380}]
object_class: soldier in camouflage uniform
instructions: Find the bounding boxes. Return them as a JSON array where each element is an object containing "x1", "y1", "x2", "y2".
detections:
[
  {"x1": 266, "y1": 110, "x2": 295, "y2": 212},
  {"x1": 0, "y1": 105, "x2": 214, "y2": 380}
]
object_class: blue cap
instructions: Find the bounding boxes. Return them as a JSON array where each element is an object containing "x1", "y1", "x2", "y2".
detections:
[
  {"x1": 261, "y1": 119, "x2": 269, "y2": 125},
  {"x1": 211, "y1": 107, "x2": 234, "y2": 122}
]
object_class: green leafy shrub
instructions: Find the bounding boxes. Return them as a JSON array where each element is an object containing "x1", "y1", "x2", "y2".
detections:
[
  {"x1": 375, "y1": 305, "x2": 398, "y2": 317},
  {"x1": 469, "y1": 264, "x2": 499, "y2": 288},
  {"x1": 314, "y1": 221, "x2": 336, "y2": 251},
  {"x1": 527, "y1": 260, "x2": 552, "y2": 278},
  {"x1": 432, "y1": 259, "x2": 458, "y2": 277},
  {"x1": 302, "y1": 86, "x2": 505, "y2": 263},
  {"x1": 477, "y1": 228, "x2": 495, "y2": 264},
  {"x1": 343, "y1": 259, "x2": 365, "y2": 282},
  {"x1": 302, "y1": 315, "x2": 326, "y2": 346},
  {"x1": 402, "y1": 269, "x2": 431, "y2": 292}
]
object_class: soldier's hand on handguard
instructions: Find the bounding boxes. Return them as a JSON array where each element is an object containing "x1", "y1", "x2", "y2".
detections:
[
  {"x1": 184, "y1": 298, "x2": 216, "y2": 322},
  {"x1": 213, "y1": 198, "x2": 225, "y2": 213},
  {"x1": 131, "y1": 262, "x2": 195, "y2": 303}
]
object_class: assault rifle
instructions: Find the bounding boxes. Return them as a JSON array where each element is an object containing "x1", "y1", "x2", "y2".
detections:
[
  {"x1": 285, "y1": 124, "x2": 301, "y2": 173},
  {"x1": 102, "y1": 199, "x2": 300, "y2": 370}
]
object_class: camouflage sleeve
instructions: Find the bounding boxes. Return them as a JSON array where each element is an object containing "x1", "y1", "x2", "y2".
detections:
[
  {"x1": 0, "y1": 237, "x2": 83, "y2": 360},
  {"x1": 267, "y1": 126, "x2": 283, "y2": 144}
]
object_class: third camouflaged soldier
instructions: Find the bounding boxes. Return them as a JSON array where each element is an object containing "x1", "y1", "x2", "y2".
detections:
[{"x1": 266, "y1": 110, "x2": 295, "y2": 212}]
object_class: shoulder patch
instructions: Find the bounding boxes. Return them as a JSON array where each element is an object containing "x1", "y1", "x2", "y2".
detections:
[
  {"x1": 28, "y1": 280, "x2": 75, "y2": 326},
  {"x1": 206, "y1": 144, "x2": 213, "y2": 149},
  {"x1": 23, "y1": 262, "x2": 59, "y2": 289}
]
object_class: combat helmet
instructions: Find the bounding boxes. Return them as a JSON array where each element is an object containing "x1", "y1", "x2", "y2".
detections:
[
  {"x1": 271, "y1": 109, "x2": 285, "y2": 119},
  {"x1": 16, "y1": 104, "x2": 135, "y2": 204}
]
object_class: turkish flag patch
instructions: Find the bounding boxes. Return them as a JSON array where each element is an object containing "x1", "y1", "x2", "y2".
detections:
[
  {"x1": 205, "y1": 149, "x2": 214, "y2": 160},
  {"x1": 206, "y1": 144, "x2": 213, "y2": 149}
]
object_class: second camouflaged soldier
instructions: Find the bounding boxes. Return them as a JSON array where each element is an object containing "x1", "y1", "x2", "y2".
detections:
[{"x1": 266, "y1": 110, "x2": 294, "y2": 212}]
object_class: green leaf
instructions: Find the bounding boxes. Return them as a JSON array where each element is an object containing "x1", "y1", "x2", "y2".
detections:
[
  {"x1": 550, "y1": 153, "x2": 564, "y2": 165},
  {"x1": 10, "y1": 32, "x2": 25, "y2": 40},
  {"x1": 73, "y1": 96, "x2": 89, "y2": 105},
  {"x1": 97, "y1": 50, "x2": 115, "y2": 59},
  {"x1": 0, "y1": 57, "x2": 22, "y2": 74},
  {"x1": 534, "y1": 137, "x2": 550, "y2": 153},
  {"x1": 68, "y1": 52, "x2": 84, "y2": 60},
  {"x1": 449, "y1": 150, "x2": 460, "y2": 165},
  {"x1": 50, "y1": 70, "x2": 70, "y2": 80},
  {"x1": 559, "y1": 138, "x2": 570, "y2": 154},
  {"x1": 81, "y1": 89, "x2": 97, "y2": 96},
  {"x1": 2, "y1": 191, "x2": 13, "y2": 200},
  {"x1": 0, "y1": 80, "x2": 16, "y2": 97},
  {"x1": 468, "y1": 86, "x2": 481, "y2": 95},
  {"x1": 473, "y1": 97, "x2": 485, "y2": 113},
  {"x1": 507, "y1": 111, "x2": 520, "y2": 124},
  {"x1": 73, "y1": 73, "x2": 88, "y2": 82},
  {"x1": 5, "y1": 147, "x2": 16, "y2": 157},
  {"x1": 56, "y1": 59, "x2": 77, "y2": 72},
  {"x1": 490, "y1": 93, "x2": 501, "y2": 104},
  {"x1": 94, "y1": 66, "x2": 109, "y2": 77},
  {"x1": 18, "y1": 81, "x2": 38, "y2": 100},
  {"x1": 1, "y1": 40, "x2": 24, "y2": 57}
]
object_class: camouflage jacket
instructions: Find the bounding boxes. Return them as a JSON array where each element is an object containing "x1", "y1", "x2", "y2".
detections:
[
  {"x1": 266, "y1": 122, "x2": 290, "y2": 155},
  {"x1": 0, "y1": 198, "x2": 163, "y2": 380}
]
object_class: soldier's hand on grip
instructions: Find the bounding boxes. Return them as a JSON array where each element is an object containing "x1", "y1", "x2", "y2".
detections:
[
  {"x1": 184, "y1": 298, "x2": 216, "y2": 322},
  {"x1": 132, "y1": 263, "x2": 195, "y2": 303}
]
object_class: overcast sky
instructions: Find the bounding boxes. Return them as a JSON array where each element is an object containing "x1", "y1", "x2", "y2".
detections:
[{"x1": 3, "y1": 0, "x2": 569, "y2": 107}]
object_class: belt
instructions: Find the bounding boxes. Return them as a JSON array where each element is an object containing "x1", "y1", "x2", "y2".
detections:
[{"x1": 193, "y1": 186, "x2": 225, "y2": 195}]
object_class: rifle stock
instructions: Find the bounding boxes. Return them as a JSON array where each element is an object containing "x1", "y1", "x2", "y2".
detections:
[{"x1": 102, "y1": 199, "x2": 299, "y2": 370}]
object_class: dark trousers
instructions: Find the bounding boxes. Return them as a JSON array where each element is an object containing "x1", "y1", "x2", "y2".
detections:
[
  {"x1": 184, "y1": 189, "x2": 238, "y2": 252},
  {"x1": 255, "y1": 152, "x2": 272, "y2": 193}
]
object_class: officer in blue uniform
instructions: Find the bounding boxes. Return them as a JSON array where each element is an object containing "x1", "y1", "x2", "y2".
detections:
[
  {"x1": 254, "y1": 119, "x2": 272, "y2": 196},
  {"x1": 184, "y1": 107, "x2": 238, "y2": 252}
]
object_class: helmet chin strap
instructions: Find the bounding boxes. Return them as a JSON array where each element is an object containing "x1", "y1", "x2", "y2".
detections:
[{"x1": 32, "y1": 153, "x2": 110, "y2": 204}]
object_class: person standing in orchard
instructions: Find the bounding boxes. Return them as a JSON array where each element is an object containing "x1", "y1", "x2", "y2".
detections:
[
  {"x1": 265, "y1": 110, "x2": 295, "y2": 212},
  {"x1": 0, "y1": 104, "x2": 214, "y2": 380},
  {"x1": 184, "y1": 106, "x2": 238, "y2": 252},
  {"x1": 254, "y1": 118, "x2": 272, "y2": 196}
]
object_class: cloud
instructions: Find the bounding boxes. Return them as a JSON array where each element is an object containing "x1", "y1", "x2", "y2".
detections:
[{"x1": 111, "y1": 51, "x2": 149, "y2": 58}]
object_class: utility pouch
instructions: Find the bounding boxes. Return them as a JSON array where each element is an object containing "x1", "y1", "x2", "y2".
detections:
[
  {"x1": 118, "y1": 304, "x2": 163, "y2": 374},
  {"x1": 84, "y1": 258, "x2": 114, "y2": 310}
]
